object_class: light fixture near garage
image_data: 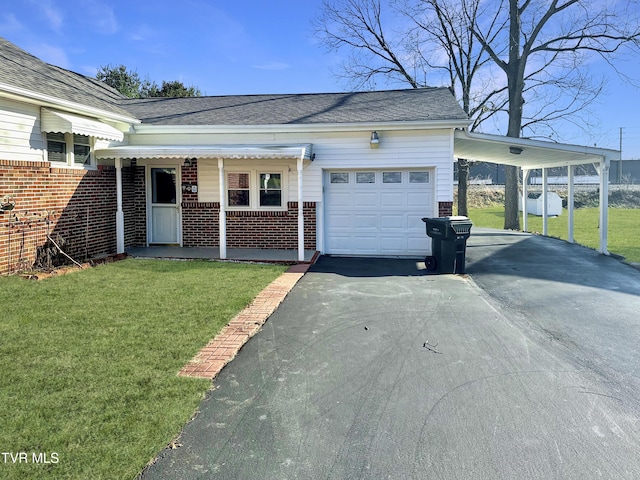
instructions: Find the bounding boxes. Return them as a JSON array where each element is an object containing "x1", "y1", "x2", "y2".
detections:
[
  {"x1": 370, "y1": 131, "x2": 380, "y2": 149},
  {"x1": 509, "y1": 146, "x2": 523, "y2": 155}
]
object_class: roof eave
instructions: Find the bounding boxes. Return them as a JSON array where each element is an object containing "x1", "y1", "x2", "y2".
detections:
[
  {"x1": 0, "y1": 83, "x2": 141, "y2": 125},
  {"x1": 131, "y1": 119, "x2": 471, "y2": 134}
]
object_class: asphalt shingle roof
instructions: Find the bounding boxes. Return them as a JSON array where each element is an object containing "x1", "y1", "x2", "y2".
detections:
[
  {"x1": 1, "y1": 36, "x2": 468, "y2": 127},
  {"x1": 0, "y1": 36, "x2": 133, "y2": 119},
  {"x1": 120, "y1": 88, "x2": 468, "y2": 126}
]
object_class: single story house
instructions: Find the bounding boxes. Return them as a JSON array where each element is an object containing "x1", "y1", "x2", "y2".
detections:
[{"x1": 0, "y1": 37, "x2": 619, "y2": 274}]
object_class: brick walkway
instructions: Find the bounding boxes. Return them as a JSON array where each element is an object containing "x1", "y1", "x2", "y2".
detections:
[{"x1": 178, "y1": 263, "x2": 310, "y2": 380}]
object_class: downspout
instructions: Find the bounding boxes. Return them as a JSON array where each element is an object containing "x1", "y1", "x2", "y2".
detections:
[
  {"x1": 297, "y1": 153, "x2": 305, "y2": 262},
  {"x1": 115, "y1": 157, "x2": 125, "y2": 254},
  {"x1": 218, "y1": 158, "x2": 227, "y2": 259}
]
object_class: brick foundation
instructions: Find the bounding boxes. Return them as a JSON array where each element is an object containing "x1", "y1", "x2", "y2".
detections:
[
  {"x1": 0, "y1": 159, "x2": 122, "y2": 274},
  {"x1": 181, "y1": 201, "x2": 317, "y2": 250},
  {"x1": 438, "y1": 201, "x2": 453, "y2": 217}
]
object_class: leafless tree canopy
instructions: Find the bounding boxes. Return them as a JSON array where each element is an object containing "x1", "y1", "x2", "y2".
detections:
[{"x1": 314, "y1": 0, "x2": 640, "y2": 228}]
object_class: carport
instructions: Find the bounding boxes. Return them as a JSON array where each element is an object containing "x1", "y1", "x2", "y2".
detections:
[{"x1": 454, "y1": 130, "x2": 620, "y2": 254}]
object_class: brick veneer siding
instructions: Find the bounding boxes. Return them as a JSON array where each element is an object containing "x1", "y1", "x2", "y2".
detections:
[
  {"x1": 438, "y1": 201, "x2": 453, "y2": 217},
  {"x1": 181, "y1": 201, "x2": 317, "y2": 250},
  {"x1": 0, "y1": 159, "x2": 123, "y2": 274}
]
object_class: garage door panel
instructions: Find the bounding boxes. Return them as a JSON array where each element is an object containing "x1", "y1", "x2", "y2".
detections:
[
  {"x1": 330, "y1": 192, "x2": 352, "y2": 206},
  {"x1": 353, "y1": 236, "x2": 378, "y2": 253},
  {"x1": 380, "y1": 192, "x2": 404, "y2": 207},
  {"x1": 380, "y1": 214, "x2": 403, "y2": 229},
  {"x1": 328, "y1": 214, "x2": 353, "y2": 229},
  {"x1": 354, "y1": 214, "x2": 378, "y2": 229},
  {"x1": 354, "y1": 192, "x2": 378, "y2": 207},
  {"x1": 380, "y1": 237, "x2": 406, "y2": 253},
  {"x1": 407, "y1": 192, "x2": 431, "y2": 207},
  {"x1": 407, "y1": 213, "x2": 428, "y2": 229}
]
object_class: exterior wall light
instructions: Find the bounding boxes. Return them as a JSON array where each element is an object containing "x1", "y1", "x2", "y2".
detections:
[{"x1": 370, "y1": 131, "x2": 380, "y2": 149}]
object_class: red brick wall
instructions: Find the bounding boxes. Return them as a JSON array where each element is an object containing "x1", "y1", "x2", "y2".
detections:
[
  {"x1": 438, "y1": 201, "x2": 453, "y2": 217},
  {"x1": 181, "y1": 201, "x2": 317, "y2": 250},
  {"x1": 0, "y1": 159, "x2": 121, "y2": 274}
]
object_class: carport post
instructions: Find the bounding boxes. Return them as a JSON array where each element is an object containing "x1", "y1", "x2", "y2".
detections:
[
  {"x1": 596, "y1": 157, "x2": 610, "y2": 255},
  {"x1": 115, "y1": 157, "x2": 125, "y2": 254},
  {"x1": 542, "y1": 168, "x2": 549, "y2": 236},
  {"x1": 218, "y1": 158, "x2": 227, "y2": 259},
  {"x1": 567, "y1": 165, "x2": 575, "y2": 244},
  {"x1": 522, "y1": 169, "x2": 530, "y2": 232},
  {"x1": 297, "y1": 154, "x2": 305, "y2": 262}
]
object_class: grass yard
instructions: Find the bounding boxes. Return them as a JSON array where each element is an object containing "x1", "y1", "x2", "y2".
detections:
[
  {"x1": 467, "y1": 207, "x2": 640, "y2": 263},
  {"x1": 0, "y1": 259, "x2": 287, "y2": 480}
]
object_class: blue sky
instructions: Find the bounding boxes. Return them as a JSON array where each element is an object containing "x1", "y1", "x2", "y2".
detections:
[{"x1": 2, "y1": 0, "x2": 640, "y2": 159}]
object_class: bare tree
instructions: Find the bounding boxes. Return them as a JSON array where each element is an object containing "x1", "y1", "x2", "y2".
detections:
[{"x1": 314, "y1": 0, "x2": 640, "y2": 228}]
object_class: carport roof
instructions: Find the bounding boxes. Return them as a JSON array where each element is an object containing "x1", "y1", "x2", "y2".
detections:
[{"x1": 454, "y1": 130, "x2": 619, "y2": 169}]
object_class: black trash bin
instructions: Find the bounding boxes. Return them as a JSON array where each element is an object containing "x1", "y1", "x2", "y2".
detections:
[{"x1": 421, "y1": 216, "x2": 473, "y2": 274}]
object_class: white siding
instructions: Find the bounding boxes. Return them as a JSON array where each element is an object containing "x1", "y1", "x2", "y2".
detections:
[
  {"x1": 132, "y1": 128, "x2": 455, "y2": 206},
  {"x1": 0, "y1": 99, "x2": 44, "y2": 161}
]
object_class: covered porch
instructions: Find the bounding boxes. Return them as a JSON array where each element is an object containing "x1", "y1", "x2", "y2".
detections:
[
  {"x1": 454, "y1": 130, "x2": 620, "y2": 254},
  {"x1": 95, "y1": 144, "x2": 315, "y2": 263}
]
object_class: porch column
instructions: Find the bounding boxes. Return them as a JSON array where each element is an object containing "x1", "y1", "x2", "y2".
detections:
[
  {"x1": 597, "y1": 157, "x2": 610, "y2": 255},
  {"x1": 218, "y1": 158, "x2": 227, "y2": 259},
  {"x1": 115, "y1": 157, "x2": 125, "y2": 254},
  {"x1": 297, "y1": 154, "x2": 305, "y2": 262},
  {"x1": 567, "y1": 165, "x2": 575, "y2": 244},
  {"x1": 522, "y1": 169, "x2": 530, "y2": 232},
  {"x1": 542, "y1": 167, "x2": 548, "y2": 236}
]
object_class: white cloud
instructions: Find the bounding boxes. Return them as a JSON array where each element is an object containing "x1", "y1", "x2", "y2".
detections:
[
  {"x1": 33, "y1": 0, "x2": 64, "y2": 33},
  {"x1": 0, "y1": 13, "x2": 24, "y2": 34},
  {"x1": 81, "y1": 0, "x2": 119, "y2": 35},
  {"x1": 253, "y1": 62, "x2": 290, "y2": 71}
]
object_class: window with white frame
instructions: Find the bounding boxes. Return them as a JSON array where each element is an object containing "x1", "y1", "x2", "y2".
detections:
[
  {"x1": 227, "y1": 172, "x2": 250, "y2": 207},
  {"x1": 46, "y1": 132, "x2": 94, "y2": 167},
  {"x1": 226, "y1": 170, "x2": 286, "y2": 210},
  {"x1": 259, "y1": 173, "x2": 282, "y2": 207}
]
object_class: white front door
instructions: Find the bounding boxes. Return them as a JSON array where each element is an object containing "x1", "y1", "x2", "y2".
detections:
[
  {"x1": 149, "y1": 167, "x2": 180, "y2": 244},
  {"x1": 324, "y1": 169, "x2": 434, "y2": 256}
]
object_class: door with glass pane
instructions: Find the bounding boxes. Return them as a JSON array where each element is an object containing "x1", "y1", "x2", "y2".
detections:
[{"x1": 149, "y1": 167, "x2": 180, "y2": 244}]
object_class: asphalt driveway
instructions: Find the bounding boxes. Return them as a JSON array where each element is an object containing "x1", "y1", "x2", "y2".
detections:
[{"x1": 141, "y1": 230, "x2": 640, "y2": 479}]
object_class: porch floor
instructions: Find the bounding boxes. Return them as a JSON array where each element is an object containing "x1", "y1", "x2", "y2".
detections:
[{"x1": 125, "y1": 246, "x2": 318, "y2": 263}]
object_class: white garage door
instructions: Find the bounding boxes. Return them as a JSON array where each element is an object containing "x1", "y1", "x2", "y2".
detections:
[{"x1": 324, "y1": 169, "x2": 433, "y2": 256}]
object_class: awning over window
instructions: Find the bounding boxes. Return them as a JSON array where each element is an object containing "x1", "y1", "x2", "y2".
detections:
[
  {"x1": 41, "y1": 108, "x2": 124, "y2": 142},
  {"x1": 94, "y1": 144, "x2": 314, "y2": 161}
]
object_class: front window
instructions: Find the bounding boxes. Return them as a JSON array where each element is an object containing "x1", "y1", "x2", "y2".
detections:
[
  {"x1": 228, "y1": 173, "x2": 250, "y2": 207},
  {"x1": 73, "y1": 134, "x2": 91, "y2": 165},
  {"x1": 47, "y1": 133, "x2": 66, "y2": 163},
  {"x1": 259, "y1": 173, "x2": 282, "y2": 207}
]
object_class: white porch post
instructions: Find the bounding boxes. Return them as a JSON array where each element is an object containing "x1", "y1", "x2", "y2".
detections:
[
  {"x1": 567, "y1": 164, "x2": 575, "y2": 244},
  {"x1": 115, "y1": 157, "x2": 125, "y2": 254},
  {"x1": 597, "y1": 158, "x2": 610, "y2": 255},
  {"x1": 542, "y1": 167, "x2": 548, "y2": 236},
  {"x1": 297, "y1": 154, "x2": 305, "y2": 262},
  {"x1": 522, "y1": 169, "x2": 529, "y2": 232},
  {"x1": 218, "y1": 158, "x2": 227, "y2": 259}
]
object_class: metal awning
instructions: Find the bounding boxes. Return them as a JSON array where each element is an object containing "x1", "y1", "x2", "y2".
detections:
[
  {"x1": 95, "y1": 144, "x2": 314, "y2": 161},
  {"x1": 41, "y1": 108, "x2": 124, "y2": 142},
  {"x1": 454, "y1": 129, "x2": 620, "y2": 255},
  {"x1": 454, "y1": 130, "x2": 617, "y2": 169}
]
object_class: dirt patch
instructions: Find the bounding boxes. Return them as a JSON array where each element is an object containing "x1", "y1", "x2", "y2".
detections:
[{"x1": 20, "y1": 253, "x2": 128, "y2": 280}]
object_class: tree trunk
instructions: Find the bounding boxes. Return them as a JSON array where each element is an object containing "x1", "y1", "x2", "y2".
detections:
[
  {"x1": 457, "y1": 158, "x2": 469, "y2": 216},
  {"x1": 503, "y1": 165, "x2": 520, "y2": 229}
]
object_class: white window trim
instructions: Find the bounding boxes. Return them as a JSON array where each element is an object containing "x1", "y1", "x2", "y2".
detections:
[
  {"x1": 225, "y1": 168, "x2": 288, "y2": 211},
  {"x1": 46, "y1": 132, "x2": 97, "y2": 169}
]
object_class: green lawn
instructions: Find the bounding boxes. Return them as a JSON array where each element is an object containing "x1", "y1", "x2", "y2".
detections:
[
  {"x1": 467, "y1": 207, "x2": 640, "y2": 263},
  {"x1": 0, "y1": 259, "x2": 286, "y2": 480}
]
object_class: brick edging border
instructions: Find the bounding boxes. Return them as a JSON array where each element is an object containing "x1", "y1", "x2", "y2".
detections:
[{"x1": 178, "y1": 263, "x2": 310, "y2": 379}]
